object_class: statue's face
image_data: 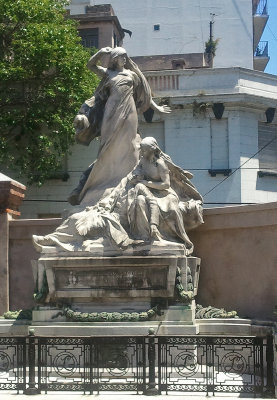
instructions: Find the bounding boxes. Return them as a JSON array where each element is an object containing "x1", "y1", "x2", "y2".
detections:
[
  {"x1": 140, "y1": 143, "x2": 153, "y2": 158},
  {"x1": 115, "y1": 54, "x2": 126, "y2": 68}
]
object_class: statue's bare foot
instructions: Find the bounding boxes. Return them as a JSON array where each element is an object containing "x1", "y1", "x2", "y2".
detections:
[
  {"x1": 150, "y1": 224, "x2": 161, "y2": 241},
  {"x1": 132, "y1": 239, "x2": 145, "y2": 245},
  {"x1": 32, "y1": 235, "x2": 53, "y2": 252},
  {"x1": 120, "y1": 237, "x2": 135, "y2": 250},
  {"x1": 185, "y1": 242, "x2": 194, "y2": 256}
]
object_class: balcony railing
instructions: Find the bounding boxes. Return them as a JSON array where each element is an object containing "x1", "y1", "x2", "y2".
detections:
[
  {"x1": 255, "y1": 0, "x2": 268, "y2": 15},
  {"x1": 146, "y1": 74, "x2": 179, "y2": 91},
  {"x1": 255, "y1": 41, "x2": 269, "y2": 57}
]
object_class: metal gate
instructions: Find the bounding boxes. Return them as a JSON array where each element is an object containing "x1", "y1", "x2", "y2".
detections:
[
  {"x1": 0, "y1": 335, "x2": 274, "y2": 396},
  {"x1": 158, "y1": 336, "x2": 274, "y2": 396}
]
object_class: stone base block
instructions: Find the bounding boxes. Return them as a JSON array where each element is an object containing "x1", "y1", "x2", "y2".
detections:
[
  {"x1": 0, "y1": 318, "x2": 272, "y2": 338},
  {"x1": 30, "y1": 321, "x2": 199, "y2": 336},
  {"x1": 33, "y1": 255, "x2": 185, "y2": 304},
  {"x1": 32, "y1": 301, "x2": 196, "y2": 325},
  {"x1": 0, "y1": 320, "x2": 29, "y2": 336},
  {"x1": 32, "y1": 307, "x2": 66, "y2": 323},
  {"x1": 161, "y1": 302, "x2": 196, "y2": 324}
]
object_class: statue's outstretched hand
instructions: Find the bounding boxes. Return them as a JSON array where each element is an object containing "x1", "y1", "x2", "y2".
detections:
[{"x1": 157, "y1": 105, "x2": 171, "y2": 114}]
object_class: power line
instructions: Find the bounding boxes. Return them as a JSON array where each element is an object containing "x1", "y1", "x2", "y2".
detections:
[
  {"x1": 267, "y1": 24, "x2": 277, "y2": 44},
  {"x1": 203, "y1": 133, "x2": 277, "y2": 197}
]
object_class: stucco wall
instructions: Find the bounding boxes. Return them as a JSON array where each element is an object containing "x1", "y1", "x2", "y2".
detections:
[
  {"x1": 8, "y1": 219, "x2": 60, "y2": 311},
  {"x1": 7, "y1": 202, "x2": 277, "y2": 320},
  {"x1": 70, "y1": 0, "x2": 254, "y2": 70},
  {"x1": 190, "y1": 202, "x2": 277, "y2": 321}
]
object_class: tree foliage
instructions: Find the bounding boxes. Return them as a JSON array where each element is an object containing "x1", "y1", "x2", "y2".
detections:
[{"x1": 0, "y1": 0, "x2": 98, "y2": 184}]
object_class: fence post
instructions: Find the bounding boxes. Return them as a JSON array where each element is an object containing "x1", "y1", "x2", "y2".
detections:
[
  {"x1": 24, "y1": 328, "x2": 39, "y2": 395},
  {"x1": 266, "y1": 334, "x2": 274, "y2": 396},
  {"x1": 145, "y1": 328, "x2": 159, "y2": 395}
]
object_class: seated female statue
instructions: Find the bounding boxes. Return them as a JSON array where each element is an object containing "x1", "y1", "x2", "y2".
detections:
[
  {"x1": 127, "y1": 137, "x2": 203, "y2": 255},
  {"x1": 33, "y1": 137, "x2": 203, "y2": 256}
]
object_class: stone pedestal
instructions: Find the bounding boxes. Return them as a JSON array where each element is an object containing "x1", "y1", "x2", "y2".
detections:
[
  {"x1": 31, "y1": 255, "x2": 201, "y2": 331},
  {"x1": 0, "y1": 173, "x2": 26, "y2": 315},
  {"x1": 33, "y1": 255, "x2": 185, "y2": 305}
]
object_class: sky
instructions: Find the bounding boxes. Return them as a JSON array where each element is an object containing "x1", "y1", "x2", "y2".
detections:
[{"x1": 262, "y1": 0, "x2": 277, "y2": 75}]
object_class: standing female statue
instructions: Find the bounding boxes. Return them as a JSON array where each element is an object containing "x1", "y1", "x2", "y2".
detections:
[{"x1": 72, "y1": 47, "x2": 170, "y2": 206}]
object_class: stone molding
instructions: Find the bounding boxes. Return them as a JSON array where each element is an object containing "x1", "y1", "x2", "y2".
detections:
[{"x1": 0, "y1": 173, "x2": 26, "y2": 217}]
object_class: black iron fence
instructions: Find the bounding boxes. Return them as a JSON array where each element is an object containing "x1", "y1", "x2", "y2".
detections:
[{"x1": 0, "y1": 335, "x2": 274, "y2": 396}]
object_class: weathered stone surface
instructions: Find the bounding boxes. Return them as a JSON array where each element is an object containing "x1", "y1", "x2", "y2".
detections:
[
  {"x1": 33, "y1": 49, "x2": 203, "y2": 258},
  {"x1": 29, "y1": 48, "x2": 203, "y2": 331},
  {"x1": 33, "y1": 256, "x2": 182, "y2": 303}
]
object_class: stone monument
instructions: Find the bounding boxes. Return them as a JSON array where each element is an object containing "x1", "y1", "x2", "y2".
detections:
[{"x1": 32, "y1": 47, "x2": 204, "y2": 334}]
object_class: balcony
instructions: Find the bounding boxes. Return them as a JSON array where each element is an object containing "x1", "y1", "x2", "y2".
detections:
[
  {"x1": 253, "y1": 0, "x2": 269, "y2": 51},
  {"x1": 255, "y1": 41, "x2": 268, "y2": 57},
  {"x1": 254, "y1": 41, "x2": 270, "y2": 71},
  {"x1": 255, "y1": 0, "x2": 268, "y2": 15},
  {"x1": 252, "y1": 0, "x2": 260, "y2": 14}
]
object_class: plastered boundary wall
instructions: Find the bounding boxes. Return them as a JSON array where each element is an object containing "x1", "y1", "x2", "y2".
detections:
[{"x1": 6, "y1": 202, "x2": 277, "y2": 321}]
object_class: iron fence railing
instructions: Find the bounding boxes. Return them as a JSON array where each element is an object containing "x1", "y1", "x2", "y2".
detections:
[
  {"x1": 0, "y1": 335, "x2": 274, "y2": 396},
  {"x1": 255, "y1": 41, "x2": 269, "y2": 57}
]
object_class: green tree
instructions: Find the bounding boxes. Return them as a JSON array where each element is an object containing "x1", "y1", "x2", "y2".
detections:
[{"x1": 0, "y1": 0, "x2": 98, "y2": 184}]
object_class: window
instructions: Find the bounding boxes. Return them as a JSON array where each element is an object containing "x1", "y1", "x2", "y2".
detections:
[
  {"x1": 154, "y1": 24, "x2": 160, "y2": 31},
  {"x1": 258, "y1": 122, "x2": 277, "y2": 176},
  {"x1": 79, "y1": 28, "x2": 99, "y2": 49},
  {"x1": 209, "y1": 119, "x2": 231, "y2": 176}
]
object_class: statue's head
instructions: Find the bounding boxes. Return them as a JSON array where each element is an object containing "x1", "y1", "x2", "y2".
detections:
[
  {"x1": 140, "y1": 137, "x2": 160, "y2": 158},
  {"x1": 108, "y1": 47, "x2": 127, "y2": 70}
]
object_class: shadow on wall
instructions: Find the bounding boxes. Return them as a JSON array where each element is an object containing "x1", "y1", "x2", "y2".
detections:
[{"x1": 256, "y1": 175, "x2": 277, "y2": 192}]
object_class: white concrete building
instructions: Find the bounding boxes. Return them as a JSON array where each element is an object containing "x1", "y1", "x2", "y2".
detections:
[
  {"x1": 18, "y1": 0, "x2": 277, "y2": 217},
  {"x1": 69, "y1": 0, "x2": 269, "y2": 71}
]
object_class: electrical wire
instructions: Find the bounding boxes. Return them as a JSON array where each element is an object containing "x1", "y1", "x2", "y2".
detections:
[{"x1": 267, "y1": 24, "x2": 277, "y2": 43}]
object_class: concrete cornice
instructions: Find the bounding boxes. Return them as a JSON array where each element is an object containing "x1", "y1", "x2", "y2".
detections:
[
  {"x1": 71, "y1": 14, "x2": 124, "y2": 37},
  {"x1": 166, "y1": 93, "x2": 277, "y2": 112},
  {"x1": 145, "y1": 67, "x2": 277, "y2": 110},
  {"x1": 197, "y1": 202, "x2": 277, "y2": 231},
  {"x1": 145, "y1": 67, "x2": 277, "y2": 82}
]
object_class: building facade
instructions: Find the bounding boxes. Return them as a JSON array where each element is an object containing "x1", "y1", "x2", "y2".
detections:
[
  {"x1": 69, "y1": 0, "x2": 269, "y2": 71},
  {"x1": 18, "y1": 0, "x2": 277, "y2": 217}
]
